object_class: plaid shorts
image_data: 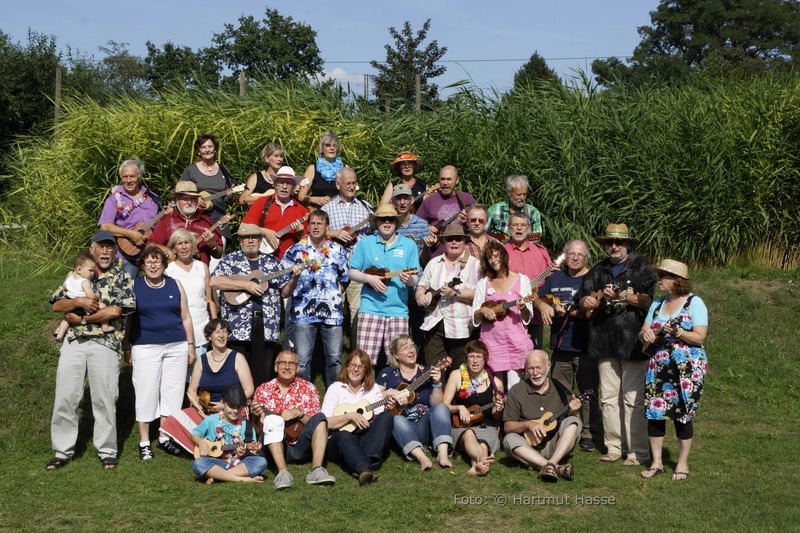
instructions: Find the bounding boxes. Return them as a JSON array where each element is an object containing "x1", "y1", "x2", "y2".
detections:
[{"x1": 356, "y1": 313, "x2": 409, "y2": 364}]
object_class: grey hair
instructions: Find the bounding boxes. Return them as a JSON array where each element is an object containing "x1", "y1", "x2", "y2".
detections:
[
  {"x1": 119, "y1": 158, "x2": 144, "y2": 178},
  {"x1": 317, "y1": 132, "x2": 341, "y2": 155},
  {"x1": 563, "y1": 239, "x2": 591, "y2": 261},
  {"x1": 506, "y1": 174, "x2": 529, "y2": 191}
]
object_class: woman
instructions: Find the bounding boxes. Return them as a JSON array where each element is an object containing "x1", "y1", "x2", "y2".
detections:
[
  {"x1": 165, "y1": 229, "x2": 216, "y2": 360},
  {"x1": 379, "y1": 151, "x2": 427, "y2": 207},
  {"x1": 638, "y1": 259, "x2": 708, "y2": 481},
  {"x1": 320, "y1": 350, "x2": 394, "y2": 485},
  {"x1": 128, "y1": 246, "x2": 195, "y2": 460},
  {"x1": 443, "y1": 340, "x2": 505, "y2": 476},
  {"x1": 97, "y1": 158, "x2": 162, "y2": 276},
  {"x1": 376, "y1": 334, "x2": 452, "y2": 471},
  {"x1": 471, "y1": 240, "x2": 534, "y2": 389},
  {"x1": 160, "y1": 319, "x2": 255, "y2": 454},
  {"x1": 299, "y1": 132, "x2": 345, "y2": 208},
  {"x1": 239, "y1": 142, "x2": 284, "y2": 206}
]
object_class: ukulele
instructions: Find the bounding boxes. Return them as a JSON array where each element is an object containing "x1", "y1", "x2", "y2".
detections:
[
  {"x1": 333, "y1": 394, "x2": 407, "y2": 433},
  {"x1": 424, "y1": 276, "x2": 462, "y2": 312},
  {"x1": 523, "y1": 389, "x2": 593, "y2": 446},
  {"x1": 116, "y1": 204, "x2": 173, "y2": 258},
  {"x1": 363, "y1": 267, "x2": 419, "y2": 283},
  {"x1": 249, "y1": 401, "x2": 305, "y2": 442},
  {"x1": 480, "y1": 253, "x2": 566, "y2": 317},
  {"x1": 487, "y1": 231, "x2": 542, "y2": 245},
  {"x1": 389, "y1": 357, "x2": 452, "y2": 416},
  {"x1": 222, "y1": 260, "x2": 314, "y2": 305},
  {"x1": 642, "y1": 316, "x2": 683, "y2": 357},
  {"x1": 193, "y1": 439, "x2": 262, "y2": 459},
  {"x1": 451, "y1": 391, "x2": 507, "y2": 429},
  {"x1": 584, "y1": 282, "x2": 623, "y2": 319},
  {"x1": 199, "y1": 184, "x2": 247, "y2": 211},
  {"x1": 193, "y1": 213, "x2": 234, "y2": 248},
  {"x1": 259, "y1": 214, "x2": 309, "y2": 254},
  {"x1": 430, "y1": 201, "x2": 476, "y2": 235}
]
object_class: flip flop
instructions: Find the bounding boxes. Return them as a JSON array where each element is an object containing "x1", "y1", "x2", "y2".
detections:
[
  {"x1": 641, "y1": 467, "x2": 664, "y2": 479},
  {"x1": 600, "y1": 453, "x2": 621, "y2": 463},
  {"x1": 672, "y1": 471, "x2": 689, "y2": 481},
  {"x1": 45, "y1": 457, "x2": 69, "y2": 471}
]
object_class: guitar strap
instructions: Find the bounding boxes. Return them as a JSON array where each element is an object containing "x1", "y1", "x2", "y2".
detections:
[
  {"x1": 258, "y1": 196, "x2": 274, "y2": 228},
  {"x1": 219, "y1": 164, "x2": 234, "y2": 190},
  {"x1": 551, "y1": 379, "x2": 573, "y2": 420},
  {"x1": 650, "y1": 294, "x2": 694, "y2": 322}
]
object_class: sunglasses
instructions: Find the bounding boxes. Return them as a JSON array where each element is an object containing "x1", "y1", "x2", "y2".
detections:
[
  {"x1": 469, "y1": 218, "x2": 486, "y2": 224},
  {"x1": 378, "y1": 217, "x2": 397, "y2": 224},
  {"x1": 444, "y1": 236, "x2": 465, "y2": 242}
]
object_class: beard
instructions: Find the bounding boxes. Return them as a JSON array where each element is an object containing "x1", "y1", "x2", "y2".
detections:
[{"x1": 180, "y1": 204, "x2": 198, "y2": 216}]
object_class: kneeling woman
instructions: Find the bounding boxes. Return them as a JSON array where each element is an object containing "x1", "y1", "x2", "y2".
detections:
[
  {"x1": 191, "y1": 384, "x2": 266, "y2": 483},
  {"x1": 376, "y1": 334, "x2": 453, "y2": 470},
  {"x1": 443, "y1": 340, "x2": 506, "y2": 476},
  {"x1": 321, "y1": 350, "x2": 394, "y2": 485}
]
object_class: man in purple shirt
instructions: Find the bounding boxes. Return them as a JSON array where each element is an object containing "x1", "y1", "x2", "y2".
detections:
[{"x1": 415, "y1": 165, "x2": 476, "y2": 260}]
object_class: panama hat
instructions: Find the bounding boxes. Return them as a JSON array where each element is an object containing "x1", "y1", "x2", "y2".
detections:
[
  {"x1": 594, "y1": 223, "x2": 639, "y2": 246},
  {"x1": 269, "y1": 166, "x2": 305, "y2": 187},
  {"x1": 169, "y1": 181, "x2": 202, "y2": 199},
  {"x1": 651, "y1": 259, "x2": 689, "y2": 279},
  {"x1": 439, "y1": 224, "x2": 470, "y2": 242},
  {"x1": 368, "y1": 204, "x2": 403, "y2": 230}
]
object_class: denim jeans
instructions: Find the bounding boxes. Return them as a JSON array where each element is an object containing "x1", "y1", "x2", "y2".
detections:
[
  {"x1": 291, "y1": 322, "x2": 343, "y2": 385},
  {"x1": 327, "y1": 411, "x2": 393, "y2": 473},
  {"x1": 192, "y1": 455, "x2": 267, "y2": 478},
  {"x1": 285, "y1": 412, "x2": 326, "y2": 464},
  {"x1": 392, "y1": 402, "x2": 453, "y2": 458}
]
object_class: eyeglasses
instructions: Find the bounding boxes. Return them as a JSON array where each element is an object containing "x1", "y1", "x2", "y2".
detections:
[
  {"x1": 399, "y1": 161, "x2": 415, "y2": 167},
  {"x1": 347, "y1": 364, "x2": 365, "y2": 371},
  {"x1": 399, "y1": 344, "x2": 416, "y2": 353},
  {"x1": 444, "y1": 237, "x2": 465, "y2": 242},
  {"x1": 144, "y1": 260, "x2": 163, "y2": 266},
  {"x1": 275, "y1": 181, "x2": 294, "y2": 187},
  {"x1": 510, "y1": 223, "x2": 529, "y2": 229},
  {"x1": 276, "y1": 361, "x2": 298, "y2": 367},
  {"x1": 378, "y1": 217, "x2": 396, "y2": 224},
  {"x1": 566, "y1": 252, "x2": 587, "y2": 258},
  {"x1": 323, "y1": 142, "x2": 338, "y2": 148},
  {"x1": 469, "y1": 218, "x2": 486, "y2": 224},
  {"x1": 466, "y1": 354, "x2": 484, "y2": 361}
]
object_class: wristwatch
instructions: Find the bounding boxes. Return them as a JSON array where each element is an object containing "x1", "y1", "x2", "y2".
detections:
[{"x1": 80, "y1": 316, "x2": 87, "y2": 325}]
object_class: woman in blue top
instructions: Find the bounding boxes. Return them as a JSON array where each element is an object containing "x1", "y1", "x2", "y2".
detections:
[
  {"x1": 638, "y1": 259, "x2": 708, "y2": 481},
  {"x1": 128, "y1": 246, "x2": 195, "y2": 461},
  {"x1": 299, "y1": 132, "x2": 347, "y2": 208}
]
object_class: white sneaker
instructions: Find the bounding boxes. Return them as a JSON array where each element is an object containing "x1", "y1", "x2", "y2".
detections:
[
  {"x1": 305, "y1": 466, "x2": 336, "y2": 485},
  {"x1": 273, "y1": 469, "x2": 293, "y2": 490}
]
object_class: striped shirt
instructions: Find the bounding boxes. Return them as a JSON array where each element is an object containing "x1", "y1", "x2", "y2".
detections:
[{"x1": 418, "y1": 252, "x2": 480, "y2": 339}]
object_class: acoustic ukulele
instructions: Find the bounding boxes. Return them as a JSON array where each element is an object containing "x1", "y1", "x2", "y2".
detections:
[
  {"x1": 642, "y1": 316, "x2": 683, "y2": 357},
  {"x1": 424, "y1": 276, "x2": 462, "y2": 312},
  {"x1": 193, "y1": 439, "x2": 262, "y2": 459},
  {"x1": 389, "y1": 357, "x2": 452, "y2": 416},
  {"x1": 116, "y1": 204, "x2": 173, "y2": 258},
  {"x1": 259, "y1": 214, "x2": 309, "y2": 254},
  {"x1": 480, "y1": 254, "x2": 565, "y2": 317},
  {"x1": 584, "y1": 282, "x2": 623, "y2": 319},
  {"x1": 363, "y1": 267, "x2": 419, "y2": 284},
  {"x1": 523, "y1": 389, "x2": 593, "y2": 446},
  {"x1": 222, "y1": 260, "x2": 314, "y2": 305},
  {"x1": 199, "y1": 184, "x2": 247, "y2": 211}
]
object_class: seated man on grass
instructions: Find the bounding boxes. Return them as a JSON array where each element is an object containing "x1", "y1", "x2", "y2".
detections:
[{"x1": 191, "y1": 384, "x2": 266, "y2": 484}]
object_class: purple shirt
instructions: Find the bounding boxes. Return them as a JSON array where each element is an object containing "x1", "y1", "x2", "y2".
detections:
[
  {"x1": 415, "y1": 191, "x2": 476, "y2": 258},
  {"x1": 97, "y1": 185, "x2": 161, "y2": 260}
]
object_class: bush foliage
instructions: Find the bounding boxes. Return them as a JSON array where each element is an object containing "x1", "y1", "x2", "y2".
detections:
[{"x1": 3, "y1": 76, "x2": 800, "y2": 268}]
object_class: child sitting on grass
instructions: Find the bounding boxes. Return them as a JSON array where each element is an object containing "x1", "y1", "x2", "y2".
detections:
[
  {"x1": 54, "y1": 251, "x2": 113, "y2": 342},
  {"x1": 191, "y1": 383, "x2": 266, "y2": 484}
]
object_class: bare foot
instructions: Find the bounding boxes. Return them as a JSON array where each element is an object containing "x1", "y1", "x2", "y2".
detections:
[
  {"x1": 419, "y1": 457, "x2": 433, "y2": 471},
  {"x1": 438, "y1": 455, "x2": 453, "y2": 469},
  {"x1": 242, "y1": 475, "x2": 265, "y2": 483},
  {"x1": 468, "y1": 459, "x2": 492, "y2": 476},
  {"x1": 205, "y1": 477, "x2": 215, "y2": 485}
]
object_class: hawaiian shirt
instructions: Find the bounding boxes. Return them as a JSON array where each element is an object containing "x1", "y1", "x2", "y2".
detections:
[
  {"x1": 281, "y1": 237, "x2": 349, "y2": 326},
  {"x1": 50, "y1": 266, "x2": 136, "y2": 353},
  {"x1": 212, "y1": 251, "x2": 289, "y2": 342},
  {"x1": 253, "y1": 377, "x2": 321, "y2": 416},
  {"x1": 486, "y1": 200, "x2": 543, "y2": 237}
]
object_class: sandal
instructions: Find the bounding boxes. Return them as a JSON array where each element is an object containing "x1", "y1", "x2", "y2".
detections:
[
  {"x1": 555, "y1": 463, "x2": 574, "y2": 481},
  {"x1": 672, "y1": 471, "x2": 689, "y2": 481},
  {"x1": 600, "y1": 453, "x2": 621, "y2": 463},
  {"x1": 538, "y1": 463, "x2": 558, "y2": 483},
  {"x1": 101, "y1": 456, "x2": 118, "y2": 470},
  {"x1": 641, "y1": 467, "x2": 664, "y2": 479},
  {"x1": 45, "y1": 457, "x2": 69, "y2": 471},
  {"x1": 623, "y1": 457, "x2": 641, "y2": 466}
]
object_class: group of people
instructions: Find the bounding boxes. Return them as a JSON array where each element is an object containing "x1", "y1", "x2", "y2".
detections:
[{"x1": 46, "y1": 133, "x2": 709, "y2": 487}]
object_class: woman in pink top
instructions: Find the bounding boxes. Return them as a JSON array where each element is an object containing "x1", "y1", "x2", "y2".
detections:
[{"x1": 471, "y1": 240, "x2": 533, "y2": 389}]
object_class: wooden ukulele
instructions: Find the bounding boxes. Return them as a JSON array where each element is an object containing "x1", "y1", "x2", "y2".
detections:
[
  {"x1": 193, "y1": 438, "x2": 262, "y2": 459},
  {"x1": 451, "y1": 392, "x2": 507, "y2": 429},
  {"x1": 431, "y1": 201, "x2": 476, "y2": 235},
  {"x1": 249, "y1": 401, "x2": 305, "y2": 442},
  {"x1": 487, "y1": 231, "x2": 542, "y2": 245},
  {"x1": 363, "y1": 267, "x2": 419, "y2": 283},
  {"x1": 333, "y1": 396, "x2": 399, "y2": 433},
  {"x1": 480, "y1": 253, "x2": 565, "y2": 318},
  {"x1": 222, "y1": 260, "x2": 314, "y2": 305},
  {"x1": 259, "y1": 214, "x2": 309, "y2": 254},
  {"x1": 199, "y1": 184, "x2": 247, "y2": 211},
  {"x1": 116, "y1": 205, "x2": 173, "y2": 258},
  {"x1": 523, "y1": 389, "x2": 593, "y2": 446},
  {"x1": 389, "y1": 357, "x2": 451, "y2": 416},
  {"x1": 424, "y1": 276, "x2": 462, "y2": 312},
  {"x1": 584, "y1": 282, "x2": 623, "y2": 319},
  {"x1": 642, "y1": 316, "x2": 683, "y2": 357},
  {"x1": 541, "y1": 294, "x2": 578, "y2": 314}
]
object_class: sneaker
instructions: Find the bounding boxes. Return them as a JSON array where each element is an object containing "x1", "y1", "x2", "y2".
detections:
[
  {"x1": 306, "y1": 466, "x2": 336, "y2": 485},
  {"x1": 579, "y1": 438, "x2": 595, "y2": 452},
  {"x1": 273, "y1": 469, "x2": 293, "y2": 490},
  {"x1": 358, "y1": 470, "x2": 377, "y2": 486},
  {"x1": 139, "y1": 444, "x2": 154, "y2": 461},
  {"x1": 158, "y1": 439, "x2": 183, "y2": 456}
]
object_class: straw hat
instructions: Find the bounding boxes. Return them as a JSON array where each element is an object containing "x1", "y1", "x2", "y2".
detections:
[
  {"x1": 368, "y1": 204, "x2": 403, "y2": 230},
  {"x1": 237, "y1": 223, "x2": 263, "y2": 237},
  {"x1": 269, "y1": 166, "x2": 304, "y2": 186},
  {"x1": 594, "y1": 223, "x2": 639, "y2": 245},
  {"x1": 651, "y1": 259, "x2": 689, "y2": 280},
  {"x1": 390, "y1": 151, "x2": 423, "y2": 176},
  {"x1": 169, "y1": 181, "x2": 202, "y2": 199},
  {"x1": 439, "y1": 224, "x2": 470, "y2": 242}
]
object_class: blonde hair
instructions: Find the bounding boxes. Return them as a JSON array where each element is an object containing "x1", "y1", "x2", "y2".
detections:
[{"x1": 167, "y1": 228, "x2": 198, "y2": 253}]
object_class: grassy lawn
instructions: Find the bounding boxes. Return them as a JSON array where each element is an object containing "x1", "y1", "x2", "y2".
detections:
[{"x1": 0, "y1": 257, "x2": 798, "y2": 532}]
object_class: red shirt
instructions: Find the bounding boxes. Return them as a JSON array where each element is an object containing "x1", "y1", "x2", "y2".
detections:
[
  {"x1": 253, "y1": 377, "x2": 320, "y2": 417},
  {"x1": 147, "y1": 209, "x2": 222, "y2": 265},
  {"x1": 242, "y1": 196, "x2": 308, "y2": 259}
]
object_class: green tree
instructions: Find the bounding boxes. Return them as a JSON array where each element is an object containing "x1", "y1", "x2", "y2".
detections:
[
  {"x1": 209, "y1": 8, "x2": 323, "y2": 81},
  {"x1": 593, "y1": 0, "x2": 800, "y2": 86},
  {"x1": 370, "y1": 19, "x2": 447, "y2": 110},
  {"x1": 60, "y1": 42, "x2": 148, "y2": 101},
  {"x1": 144, "y1": 41, "x2": 220, "y2": 91},
  {"x1": 511, "y1": 51, "x2": 560, "y2": 93}
]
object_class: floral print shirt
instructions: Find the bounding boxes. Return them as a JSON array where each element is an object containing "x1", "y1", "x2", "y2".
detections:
[{"x1": 253, "y1": 377, "x2": 321, "y2": 416}]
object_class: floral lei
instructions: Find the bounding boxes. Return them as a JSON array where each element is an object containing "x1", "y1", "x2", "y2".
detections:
[
  {"x1": 216, "y1": 417, "x2": 243, "y2": 469},
  {"x1": 300, "y1": 236, "x2": 331, "y2": 271},
  {"x1": 113, "y1": 186, "x2": 148, "y2": 220},
  {"x1": 458, "y1": 364, "x2": 488, "y2": 399},
  {"x1": 316, "y1": 156, "x2": 343, "y2": 182}
]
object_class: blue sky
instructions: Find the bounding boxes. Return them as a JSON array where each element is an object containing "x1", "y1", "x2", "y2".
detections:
[{"x1": 2, "y1": 1, "x2": 659, "y2": 95}]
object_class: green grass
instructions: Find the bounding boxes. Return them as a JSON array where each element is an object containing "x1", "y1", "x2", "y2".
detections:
[{"x1": 0, "y1": 258, "x2": 798, "y2": 531}]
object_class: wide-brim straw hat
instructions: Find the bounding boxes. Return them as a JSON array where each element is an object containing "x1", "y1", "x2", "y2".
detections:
[
  {"x1": 651, "y1": 259, "x2": 690, "y2": 279},
  {"x1": 269, "y1": 165, "x2": 304, "y2": 186},
  {"x1": 368, "y1": 204, "x2": 404, "y2": 230},
  {"x1": 594, "y1": 223, "x2": 639, "y2": 245},
  {"x1": 390, "y1": 151, "x2": 423, "y2": 176},
  {"x1": 169, "y1": 181, "x2": 202, "y2": 199},
  {"x1": 439, "y1": 224, "x2": 471, "y2": 242}
]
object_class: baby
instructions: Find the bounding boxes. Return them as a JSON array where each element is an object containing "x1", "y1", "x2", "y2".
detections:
[{"x1": 54, "y1": 251, "x2": 113, "y2": 342}]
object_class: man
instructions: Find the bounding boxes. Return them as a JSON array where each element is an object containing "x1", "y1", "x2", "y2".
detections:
[
  {"x1": 210, "y1": 223, "x2": 294, "y2": 387},
  {"x1": 251, "y1": 350, "x2": 336, "y2": 490},
  {"x1": 47, "y1": 230, "x2": 136, "y2": 471},
  {"x1": 281, "y1": 210, "x2": 349, "y2": 385},
  {"x1": 321, "y1": 167, "x2": 373, "y2": 346},
  {"x1": 504, "y1": 212, "x2": 552, "y2": 348},
  {"x1": 147, "y1": 181, "x2": 222, "y2": 265},
  {"x1": 415, "y1": 224, "x2": 478, "y2": 369},
  {"x1": 502, "y1": 350, "x2": 582, "y2": 482},
  {"x1": 464, "y1": 203, "x2": 499, "y2": 260},
  {"x1": 486, "y1": 174, "x2": 543, "y2": 240},
  {"x1": 348, "y1": 204, "x2": 420, "y2": 364},
  {"x1": 535, "y1": 239, "x2": 601, "y2": 452},
  {"x1": 97, "y1": 158, "x2": 162, "y2": 276},
  {"x1": 242, "y1": 165, "x2": 308, "y2": 260},
  {"x1": 415, "y1": 165, "x2": 477, "y2": 259},
  {"x1": 576, "y1": 223, "x2": 656, "y2": 466}
]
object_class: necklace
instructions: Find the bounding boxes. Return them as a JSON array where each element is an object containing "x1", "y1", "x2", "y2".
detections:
[
  {"x1": 210, "y1": 350, "x2": 228, "y2": 363},
  {"x1": 145, "y1": 277, "x2": 164, "y2": 289}
]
